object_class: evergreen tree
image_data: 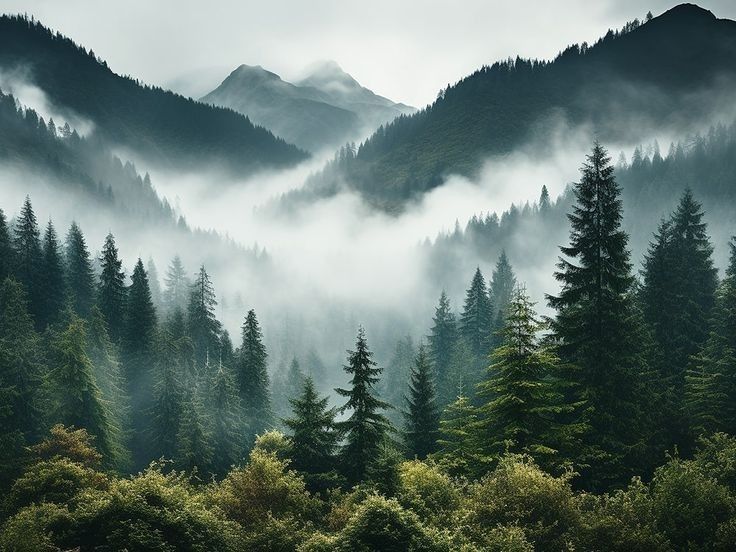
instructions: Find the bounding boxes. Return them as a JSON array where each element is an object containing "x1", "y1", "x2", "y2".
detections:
[
  {"x1": 187, "y1": 266, "x2": 221, "y2": 369},
  {"x1": 98, "y1": 233, "x2": 126, "y2": 342},
  {"x1": 64, "y1": 222, "x2": 96, "y2": 318},
  {"x1": 0, "y1": 208, "x2": 14, "y2": 281},
  {"x1": 175, "y1": 387, "x2": 213, "y2": 477},
  {"x1": 146, "y1": 257, "x2": 163, "y2": 313},
  {"x1": 237, "y1": 309, "x2": 272, "y2": 446},
  {"x1": 489, "y1": 250, "x2": 516, "y2": 330},
  {"x1": 547, "y1": 142, "x2": 650, "y2": 490},
  {"x1": 381, "y1": 335, "x2": 416, "y2": 421},
  {"x1": 539, "y1": 184, "x2": 552, "y2": 215},
  {"x1": 284, "y1": 376, "x2": 339, "y2": 481},
  {"x1": 459, "y1": 267, "x2": 494, "y2": 384},
  {"x1": 335, "y1": 327, "x2": 392, "y2": 483},
  {"x1": 149, "y1": 329, "x2": 184, "y2": 462},
  {"x1": 12, "y1": 196, "x2": 43, "y2": 325},
  {"x1": 403, "y1": 345, "x2": 440, "y2": 459},
  {"x1": 39, "y1": 221, "x2": 66, "y2": 329},
  {"x1": 475, "y1": 287, "x2": 574, "y2": 471},
  {"x1": 220, "y1": 330, "x2": 235, "y2": 368},
  {"x1": 434, "y1": 395, "x2": 479, "y2": 477},
  {"x1": 641, "y1": 190, "x2": 718, "y2": 452},
  {"x1": 208, "y1": 361, "x2": 244, "y2": 476},
  {"x1": 50, "y1": 316, "x2": 116, "y2": 464},
  {"x1": 0, "y1": 279, "x2": 45, "y2": 489},
  {"x1": 428, "y1": 291, "x2": 458, "y2": 408},
  {"x1": 686, "y1": 238, "x2": 736, "y2": 435},
  {"x1": 163, "y1": 255, "x2": 190, "y2": 315}
]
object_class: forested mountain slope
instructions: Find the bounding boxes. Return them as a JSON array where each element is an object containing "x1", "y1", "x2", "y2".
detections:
[{"x1": 0, "y1": 15, "x2": 308, "y2": 175}]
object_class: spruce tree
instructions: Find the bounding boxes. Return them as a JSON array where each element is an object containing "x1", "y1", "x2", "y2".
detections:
[
  {"x1": 237, "y1": 309, "x2": 272, "y2": 446},
  {"x1": 686, "y1": 238, "x2": 736, "y2": 435},
  {"x1": 208, "y1": 362, "x2": 244, "y2": 476},
  {"x1": 146, "y1": 257, "x2": 163, "y2": 313},
  {"x1": 121, "y1": 259, "x2": 157, "y2": 466},
  {"x1": 475, "y1": 287, "x2": 573, "y2": 471},
  {"x1": 284, "y1": 376, "x2": 339, "y2": 481},
  {"x1": 403, "y1": 345, "x2": 440, "y2": 459},
  {"x1": 13, "y1": 196, "x2": 43, "y2": 326},
  {"x1": 489, "y1": 250, "x2": 516, "y2": 332},
  {"x1": 547, "y1": 142, "x2": 650, "y2": 490},
  {"x1": 163, "y1": 255, "x2": 190, "y2": 315},
  {"x1": 39, "y1": 221, "x2": 66, "y2": 329},
  {"x1": 50, "y1": 316, "x2": 116, "y2": 464},
  {"x1": 539, "y1": 185, "x2": 552, "y2": 215},
  {"x1": 335, "y1": 327, "x2": 392, "y2": 483},
  {"x1": 175, "y1": 387, "x2": 213, "y2": 477},
  {"x1": 187, "y1": 266, "x2": 221, "y2": 369},
  {"x1": 0, "y1": 208, "x2": 14, "y2": 281},
  {"x1": 0, "y1": 279, "x2": 45, "y2": 490},
  {"x1": 148, "y1": 329, "x2": 184, "y2": 461},
  {"x1": 434, "y1": 395, "x2": 479, "y2": 477},
  {"x1": 428, "y1": 291, "x2": 458, "y2": 408},
  {"x1": 64, "y1": 222, "x2": 96, "y2": 318},
  {"x1": 98, "y1": 233, "x2": 127, "y2": 342},
  {"x1": 459, "y1": 267, "x2": 494, "y2": 384}
]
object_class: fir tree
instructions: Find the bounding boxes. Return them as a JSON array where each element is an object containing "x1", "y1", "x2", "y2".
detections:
[
  {"x1": 428, "y1": 290, "x2": 458, "y2": 408},
  {"x1": 539, "y1": 185, "x2": 552, "y2": 215},
  {"x1": 434, "y1": 395, "x2": 479, "y2": 477},
  {"x1": 459, "y1": 267, "x2": 494, "y2": 384},
  {"x1": 148, "y1": 329, "x2": 184, "y2": 461},
  {"x1": 208, "y1": 361, "x2": 244, "y2": 476},
  {"x1": 237, "y1": 309, "x2": 272, "y2": 446},
  {"x1": 489, "y1": 250, "x2": 516, "y2": 330},
  {"x1": 39, "y1": 221, "x2": 66, "y2": 329},
  {"x1": 64, "y1": 222, "x2": 96, "y2": 318},
  {"x1": 0, "y1": 279, "x2": 45, "y2": 489},
  {"x1": 50, "y1": 316, "x2": 116, "y2": 464},
  {"x1": 175, "y1": 387, "x2": 213, "y2": 477},
  {"x1": 187, "y1": 266, "x2": 221, "y2": 369},
  {"x1": 146, "y1": 257, "x2": 162, "y2": 313},
  {"x1": 98, "y1": 233, "x2": 126, "y2": 342},
  {"x1": 0, "y1": 208, "x2": 14, "y2": 281},
  {"x1": 403, "y1": 345, "x2": 440, "y2": 459},
  {"x1": 163, "y1": 255, "x2": 190, "y2": 315},
  {"x1": 12, "y1": 196, "x2": 43, "y2": 325},
  {"x1": 335, "y1": 327, "x2": 392, "y2": 483},
  {"x1": 547, "y1": 142, "x2": 650, "y2": 490},
  {"x1": 284, "y1": 376, "x2": 339, "y2": 481}
]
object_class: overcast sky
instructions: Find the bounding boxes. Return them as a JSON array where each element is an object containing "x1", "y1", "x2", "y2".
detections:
[{"x1": 5, "y1": 0, "x2": 736, "y2": 108}]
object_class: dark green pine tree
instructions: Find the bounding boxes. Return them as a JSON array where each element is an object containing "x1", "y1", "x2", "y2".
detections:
[
  {"x1": 459, "y1": 267, "x2": 494, "y2": 384},
  {"x1": 187, "y1": 266, "x2": 222, "y2": 369},
  {"x1": 175, "y1": 387, "x2": 213, "y2": 477},
  {"x1": 686, "y1": 238, "x2": 736, "y2": 435},
  {"x1": 163, "y1": 255, "x2": 190, "y2": 316},
  {"x1": 434, "y1": 395, "x2": 479, "y2": 478},
  {"x1": 38, "y1": 221, "x2": 66, "y2": 329},
  {"x1": 0, "y1": 208, "x2": 14, "y2": 281},
  {"x1": 0, "y1": 279, "x2": 46, "y2": 490},
  {"x1": 64, "y1": 222, "x2": 96, "y2": 318},
  {"x1": 12, "y1": 197, "x2": 43, "y2": 326},
  {"x1": 641, "y1": 190, "x2": 717, "y2": 452},
  {"x1": 489, "y1": 250, "x2": 516, "y2": 333},
  {"x1": 208, "y1": 361, "x2": 244, "y2": 476},
  {"x1": 98, "y1": 233, "x2": 127, "y2": 342},
  {"x1": 428, "y1": 291, "x2": 458, "y2": 409},
  {"x1": 335, "y1": 327, "x2": 392, "y2": 483},
  {"x1": 284, "y1": 376, "x2": 339, "y2": 485},
  {"x1": 237, "y1": 309, "x2": 272, "y2": 446},
  {"x1": 50, "y1": 316, "x2": 117, "y2": 465},
  {"x1": 148, "y1": 329, "x2": 184, "y2": 462},
  {"x1": 403, "y1": 345, "x2": 440, "y2": 459},
  {"x1": 475, "y1": 287, "x2": 575, "y2": 472},
  {"x1": 547, "y1": 142, "x2": 650, "y2": 490},
  {"x1": 121, "y1": 258, "x2": 157, "y2": 466}
]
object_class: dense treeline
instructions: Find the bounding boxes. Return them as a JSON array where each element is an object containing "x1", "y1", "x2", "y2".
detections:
[
  {"x1": 2, "y1": 143, "x2": 736, "y2": 549},
  {"x1": 0, "y1": 14, "x2": 307, "y2": 174}
]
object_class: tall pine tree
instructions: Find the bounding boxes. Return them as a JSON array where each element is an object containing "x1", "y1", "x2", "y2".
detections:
[
  {"x1": 403, "y1": 345, "x2": 440, "y2": 459},
  {"x1": 176, "y1": 386, "x2": 214, "y2": 477},
  {"x1": 237, "y1": 309, "x2": 272, "y2": 446},
  {"x1": 98, "y1": 233, "x2": 127, "y2": 342},
  {"x1": 148, "y1": 329, "x2": 184, "y2": 462},
  {"x1": 64, "y1": 222, "x2": 96, "y2": 318},
  {"x1": 13, "y1": 197, "x2": 43, "y2": 326},
  {"x1": 208, "y1": 361, "x2": 244, "y2": 476},
  {"x1": 489, "y1": 250, "x2": 516, "y2": 333},
  {"x1": 39, "y1": 221, "x2": 66, "y2": 329},
  {"x1": 428, "y1": 291, "x2": 458, "y2": 409},
  {"x1": 163, "y1": 255, "x2": 190, "y2": 316},
  {"x1": 459, "y1": 267, "x2": 494, "y2": 385},
  {"x1": 187, "y1": 266, "x2": 222, "y2": 369}
]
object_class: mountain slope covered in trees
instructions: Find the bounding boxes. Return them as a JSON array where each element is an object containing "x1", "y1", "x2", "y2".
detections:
[
  {"x1": 0, "y1": 15, "x2": 308, "y2": 175},
  {"x1": 303, "y1": 4, "x2": 736, "y2": 210}
]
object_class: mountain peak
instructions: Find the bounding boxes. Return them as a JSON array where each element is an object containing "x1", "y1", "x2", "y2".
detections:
[
  {"x1": 229, "y1": 64, "x2": 282, "y2": 83},
  {"x1": 659, "y1": 3, "x2": 716, "y2": 21}
]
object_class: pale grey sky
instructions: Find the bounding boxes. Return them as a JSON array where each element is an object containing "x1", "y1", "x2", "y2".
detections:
[{"x1": 4, "y1": 1, "x2": 736, "y2": 107}]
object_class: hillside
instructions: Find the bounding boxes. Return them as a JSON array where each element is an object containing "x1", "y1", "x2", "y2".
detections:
[
  {"x1": 309, "y1": 4, "x2": 736, "y2": 209},
  {"x1": 0, "y1": 15, "x2": 308, "y2": 175},
  {"x1": 202, "y1": 61, "x2": 414, "y2": 152}
]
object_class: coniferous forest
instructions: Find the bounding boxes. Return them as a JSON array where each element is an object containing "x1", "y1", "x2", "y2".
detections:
[{"x1": 2, "y1": 3, "x2": 736, "y2": 551}]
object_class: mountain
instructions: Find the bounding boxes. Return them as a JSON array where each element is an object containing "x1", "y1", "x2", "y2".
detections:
[
  {"x1": 0, "y1": 15, "x2": 308, "y2": 175},
  {"x1": 304, "y1": 4, "x2": 736, "y2": 210},
  {"x1": 201, "y1": 61, "x2": 414, "y2": 153}
]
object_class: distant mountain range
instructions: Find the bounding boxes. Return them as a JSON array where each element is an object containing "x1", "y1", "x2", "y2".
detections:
[
  {"x1": 0, "y1": 15, "x2": 307, "y2": 176},
  {"x1": 300, "y1": 4, "x2": 736, "y2": 211},
  {"x1": 201, "y1": 61, "x2": 415, "y2": 153}
]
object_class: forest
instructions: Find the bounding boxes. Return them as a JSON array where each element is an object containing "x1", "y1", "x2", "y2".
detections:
[{"x1": 1, "y1": 142, "x2": 736, "y2": 550}]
